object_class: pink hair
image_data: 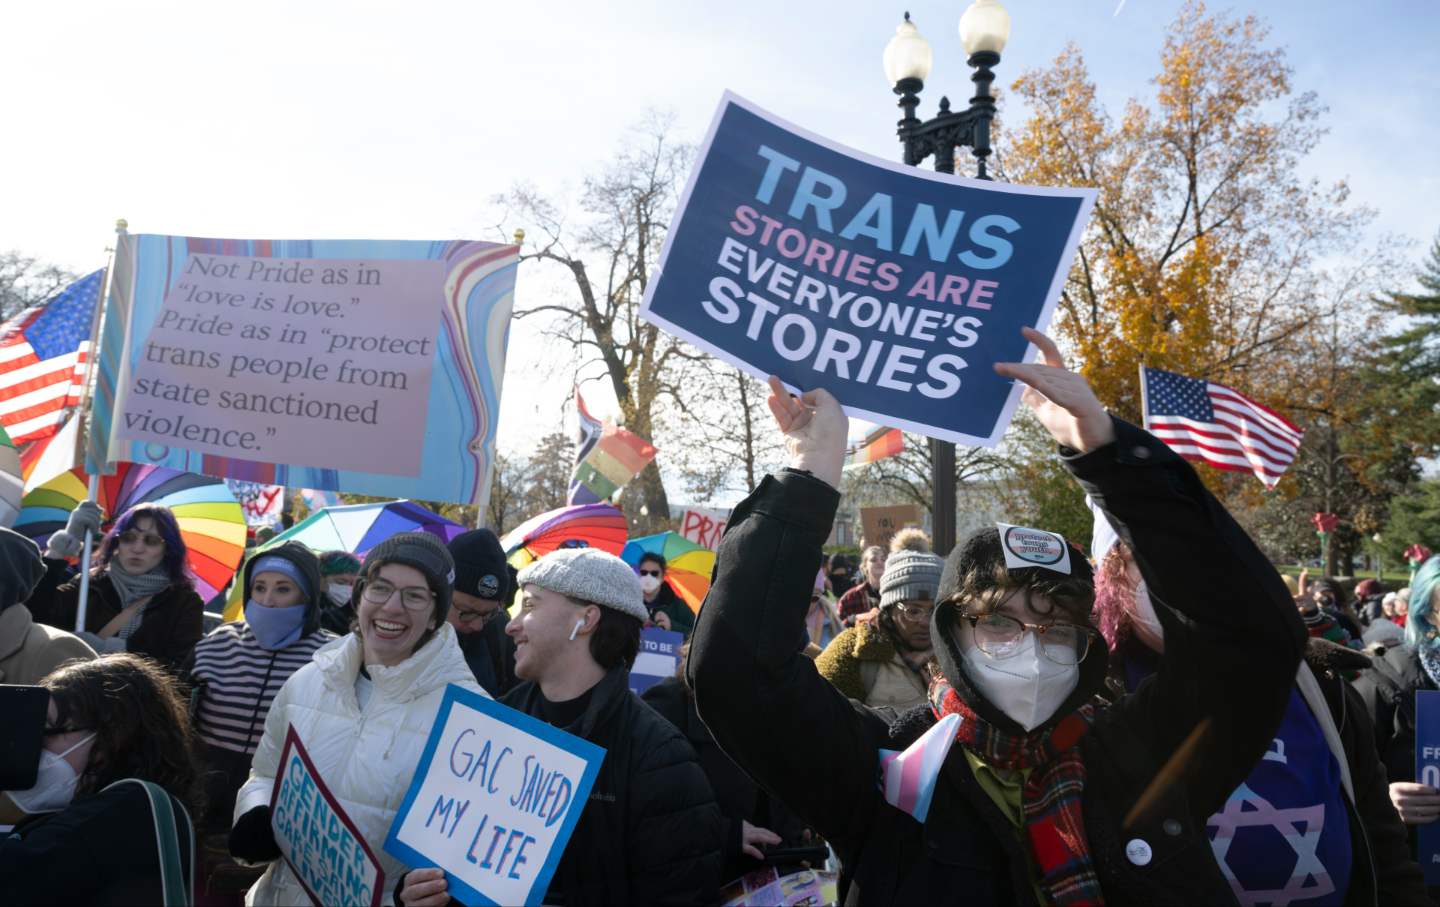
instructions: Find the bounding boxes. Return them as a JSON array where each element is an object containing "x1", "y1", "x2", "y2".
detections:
[{"x1": 1091, "y1": 542, "x2": 1137, "y2": 654}]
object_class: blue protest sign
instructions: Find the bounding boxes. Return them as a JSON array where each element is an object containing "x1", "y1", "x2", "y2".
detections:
[
  {"x1": 269, "y1": 727, "x2": 385, "y2": 907},
  {"x1": 640, "y1": 93, "x2": 1096, "y2": 446},
  {"x1": 629, "y1": 627, "x2": 684, "y2": 694},
  {"x1": 1416, "y1": 690, "x2": 1440, "y2": 883},
  {"x1": 383, "y1": 684, "x2": 605, "y2": 907}
]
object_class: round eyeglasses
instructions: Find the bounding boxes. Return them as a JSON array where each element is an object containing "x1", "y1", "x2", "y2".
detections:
[
  {"x1": 361, "y1": 578, "x2": 435, "y2": 612},
  {"x1": 960, "y1": 612, "x2": 1098, "y2": 666}
]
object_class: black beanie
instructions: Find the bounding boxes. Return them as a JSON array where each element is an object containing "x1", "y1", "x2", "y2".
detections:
[
  {"x1": 0, "y1": 526, "x2": 46, "y2": 612},
  {"x1": 363, "y1": 532, "x2": 455, "y2": 622},
  {"x1": 448, "y1": 529, "x2": 513, "y2": 604},
  {"x1": 931, "y1": 526, "x2": 1107, "y2": 735}
]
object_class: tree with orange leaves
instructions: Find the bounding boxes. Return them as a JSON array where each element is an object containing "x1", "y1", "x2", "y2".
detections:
[{"x1": 1002, "y1": 1, "x2": 1369, "y2": 427}]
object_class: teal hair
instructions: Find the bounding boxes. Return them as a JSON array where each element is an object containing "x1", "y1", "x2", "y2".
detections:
[{"x1": 1404, "y1": 556, "x2": 1440, "y2": 649}]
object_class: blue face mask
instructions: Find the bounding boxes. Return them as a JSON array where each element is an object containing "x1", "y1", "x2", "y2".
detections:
[{"x1": 245, "y1": 599, "x2": 307, "y2": 651}]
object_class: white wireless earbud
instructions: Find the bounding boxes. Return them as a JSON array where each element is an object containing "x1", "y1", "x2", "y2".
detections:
[{"x1": 569, "y1": 618, "x2": 585, "y2": 642}]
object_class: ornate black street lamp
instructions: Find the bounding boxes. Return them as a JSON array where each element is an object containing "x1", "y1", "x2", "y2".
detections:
[{"x1": 882, "y1": 0, "x2": 1010, "y2": 555}]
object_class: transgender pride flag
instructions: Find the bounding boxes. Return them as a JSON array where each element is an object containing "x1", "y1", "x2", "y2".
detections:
[{"x1": 878, "y1": 712, "x2": 961, "y2": 823}]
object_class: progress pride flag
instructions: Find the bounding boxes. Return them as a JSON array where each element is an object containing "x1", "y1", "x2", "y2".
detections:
[{"x1": 641, "y1": 93, "x2": 1096, "y2": 446}]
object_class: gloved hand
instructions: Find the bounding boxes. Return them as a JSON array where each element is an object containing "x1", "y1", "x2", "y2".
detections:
[
  {"x1": 229, "y1": 805, "x2": 281, "y2": 863},
  {"x1": 46, "y1": 501, "x2": 104, "y2": 559},
  {"x1": 76, "y1": 631, "x2": 126, "y2": 654}
]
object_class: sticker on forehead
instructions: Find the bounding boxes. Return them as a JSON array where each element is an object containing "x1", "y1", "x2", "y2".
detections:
[{"x1": 996, "y1": 523, "x2": 1073, "y2": 575}]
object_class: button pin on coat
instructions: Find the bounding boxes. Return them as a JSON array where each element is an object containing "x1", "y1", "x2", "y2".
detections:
[{"x1": 1125, "y1": 838, "x2": 1153, "y2": 866}]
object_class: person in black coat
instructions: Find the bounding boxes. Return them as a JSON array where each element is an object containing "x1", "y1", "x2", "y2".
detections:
[
  {"x1": 0, "y1": 653, "x2": 203, "y2": 905},
  {"x1": 643, "y1": 650, "x2": 813, "y2": 883},
  {"x1": 639, "y1": 553, "x2": 696, "y2": 639},
  {"x1": 1090, "y1": 507, "x2": 1426, "y2": 906},
  {"x1": 1351, "y1": 557, "x2": 1440, "y2": 901},
  {"x1": 688, "y1": 332, "x2": 1307, "y2": 907},
  {"x1": 445, "y1": 528, "x2": 519, "y2": 697},
  {"x1": 398, "y1": 547, "x2": 724, "y2": 907}
]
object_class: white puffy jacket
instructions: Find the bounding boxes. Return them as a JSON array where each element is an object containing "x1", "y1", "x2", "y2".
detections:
[{"x1": 234, "y1": 623, "x2": 485, "y2": 906}]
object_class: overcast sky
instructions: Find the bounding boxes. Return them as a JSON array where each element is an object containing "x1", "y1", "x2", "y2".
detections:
[{"x1": 3, "y1": 0, "x2": 1435, "y2": 498}]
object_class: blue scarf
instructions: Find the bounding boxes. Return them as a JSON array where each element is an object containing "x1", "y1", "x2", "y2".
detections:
[{"x1": 245, "y1": 600, "x2": 306, "y2": 651}]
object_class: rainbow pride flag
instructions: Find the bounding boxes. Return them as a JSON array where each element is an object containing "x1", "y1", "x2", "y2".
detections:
[
  {"x1": 844, "y1": 426, "x2": 904, "y2": 472},
  {"x1": 878, "y1": 712, "x2": 961, "y2": 823},
  {"x1": 570, "y1": 423, "x2": 657, "y2": 504}
]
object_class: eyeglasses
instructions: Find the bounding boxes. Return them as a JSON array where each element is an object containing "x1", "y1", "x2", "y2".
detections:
[
  {"x1": 118, "y1": 530, "x2": 164, "y2": 548},
  {"x1": 452, "y1": 608, "x2": 493, "y2": 625},
  {"x1": 362, "y1": 578, "x2": 435, "y2": 612},
  {"x1": 960, "y1": 612, "x2": 1098, "y2": 666},
  {"x1": 639, "y1": 569, "x2": 662, "y2": 578},
  {"x1": 895, "y1": 603, "x2": 935, "y2": 623}
]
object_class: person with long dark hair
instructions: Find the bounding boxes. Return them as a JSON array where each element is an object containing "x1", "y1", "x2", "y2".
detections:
[
  {"x1": 29, "y1": 502, "x2": 204, "y2": 671},
  {"x1": 0, "y1": 653, "x2": 204, "y2": 905}
]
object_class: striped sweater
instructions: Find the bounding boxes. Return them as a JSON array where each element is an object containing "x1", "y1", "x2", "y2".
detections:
[{"x1": 188, "y1": 623, "x2": 336, "y2": 755}]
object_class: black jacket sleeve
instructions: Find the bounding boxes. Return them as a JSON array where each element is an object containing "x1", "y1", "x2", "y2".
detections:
[
  {"x1": 23, "y1": 558, "x2": 80, "y2": 631},
  {"x1": 1074, "y1": 418, "x2": 1308, "y2": 818},
  {"x1": 689, "y1": 469, "x2": 891, "y2": 847},
  {"x1": 624, "y1": 730, "x2": 725, "y2": 906}
]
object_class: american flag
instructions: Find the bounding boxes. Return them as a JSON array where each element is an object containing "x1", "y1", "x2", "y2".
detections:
[
  {"x1": 1141, "y1": 366, "x2": 1304, "y2": 488},
  {"x1": 0, "y1": 269, "x2": 104, "y2": 444}
]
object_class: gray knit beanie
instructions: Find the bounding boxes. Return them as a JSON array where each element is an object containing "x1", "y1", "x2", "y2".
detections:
[
  {"x1": 879, "y1": 549, "x2": 945, "y2": 609},
  {"x1": 363, "y1": 531, "x2": 456, "y2": 622},
  {"x1": 516, "y1": 548, "x2": 647, "y2": 621}
]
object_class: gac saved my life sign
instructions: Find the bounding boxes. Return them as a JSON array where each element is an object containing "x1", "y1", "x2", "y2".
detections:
[{"x1": 384, "y1": 684, "x2": 604, "y2": 906}]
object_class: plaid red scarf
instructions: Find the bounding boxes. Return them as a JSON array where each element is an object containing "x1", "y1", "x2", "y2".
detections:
[{"x1": 930, "y1": 677, "x2": 1104, "y2": 907}]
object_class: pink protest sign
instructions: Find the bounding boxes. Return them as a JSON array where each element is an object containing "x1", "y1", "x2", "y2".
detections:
[{"x1": 117, "y1": 253, "x2": 444, "y2": 476}]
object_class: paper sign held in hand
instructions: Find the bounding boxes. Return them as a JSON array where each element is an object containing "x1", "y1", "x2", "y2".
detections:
[
  {"x1": 269, "y1": 726, "x2": 385, "y2": 907},
  {"x1": 384, "y1": 684, "x2": 605, "y2": 907},
  {"x1": 639, "y1": 93, "x2": 1096, "y2": 447}
]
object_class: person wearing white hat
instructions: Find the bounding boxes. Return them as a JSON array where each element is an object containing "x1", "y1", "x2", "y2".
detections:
[{"x1": 399, "y1": 546, "x2": 724, "y2": 907}]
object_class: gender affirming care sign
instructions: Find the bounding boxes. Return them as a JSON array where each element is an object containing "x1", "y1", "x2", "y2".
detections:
[
  {"x1": 384, "y1": 684, "x2": 604, "y2": 907},
  {"x1": 88, "y1": 234, "x2": 517, "y2": 507},
  {"x1": 270, "y1": 727, "x2": 385, "y2": 907},
  {"x1": 1416, "y1": 691, "x2": 1440, "y2": 883},
  {"x1": 641, "y1": 93, "x2": 1096, "y2": 446}
]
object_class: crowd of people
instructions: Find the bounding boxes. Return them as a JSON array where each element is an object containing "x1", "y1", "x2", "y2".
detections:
[{"x1": 2, "y1": 328, "x2": 1440, "y2": 906}]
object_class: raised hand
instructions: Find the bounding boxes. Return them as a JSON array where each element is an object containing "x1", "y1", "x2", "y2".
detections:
[
  {"x1": 766, "y1": 376, "x2": 848, "y2": 489},
  {"x1": 993, "y1": 327, "x2": 1116, "y2": 454}
]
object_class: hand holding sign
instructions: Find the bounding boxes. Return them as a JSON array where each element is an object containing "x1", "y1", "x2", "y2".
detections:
[
  {"x1": 993, "y1": 328, "x2": 1116, "y2": 454},
  {"x1": 766, "y1": 376, "x2": 848, "y2": 488}
]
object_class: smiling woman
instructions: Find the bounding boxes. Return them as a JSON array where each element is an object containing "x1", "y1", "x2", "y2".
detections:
[{"x1": 227, "y1": 531, "x2": 487, "y2": 907}]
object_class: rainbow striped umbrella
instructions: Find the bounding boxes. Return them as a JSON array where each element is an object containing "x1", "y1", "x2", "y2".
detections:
[
  {"x1": 501, "y1": 502, "x2": 628, "y2": 569},
  {"x1": 0, "y1": 425, "x2": 22, "y2": 528},
  {"x1": 621, "y1": 531, "x2": 715, "y2": 615},
  {"x1": 16, "y1": 464, "x2": 247, "y2": 601}
]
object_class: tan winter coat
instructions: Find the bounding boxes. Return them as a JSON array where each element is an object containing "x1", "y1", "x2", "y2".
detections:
[
  {"x1": 0, "y1": 604, "x2": 96, "y2": 685},
  {"x1": 814, "y1": 619, "x2": 928, "y2": 711}
]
